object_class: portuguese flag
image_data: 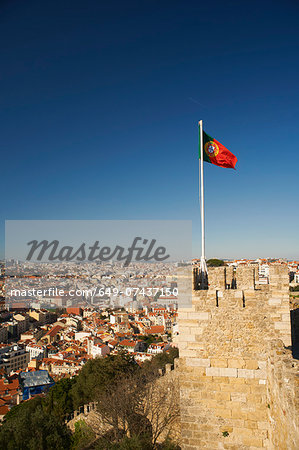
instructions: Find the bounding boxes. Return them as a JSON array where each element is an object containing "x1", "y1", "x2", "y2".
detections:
[{"x1": 199, "y1": 128, "x2": 237, "y2": 169}]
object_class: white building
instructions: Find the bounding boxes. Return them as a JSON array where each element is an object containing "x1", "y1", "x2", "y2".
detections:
[
  {"x1": 26, "y1": 344, "x2": 47, "y2": 361},
  {"x1": 147, "y1": 342, "x2": 170, "y2": 355},
  {"x1": 75, "y1": 331, "x2": 92, "y2": 341},
  {"x1": 259, "y1": 264, "x2": 269, "y2": 277},
  {"x1": 91, "y1": 342, "x2": 110, "y2": 358}
]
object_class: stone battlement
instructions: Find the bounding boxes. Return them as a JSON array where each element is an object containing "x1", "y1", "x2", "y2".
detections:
[{"x1": 193, "y1": 265, "x2": 289, "y2": 291}]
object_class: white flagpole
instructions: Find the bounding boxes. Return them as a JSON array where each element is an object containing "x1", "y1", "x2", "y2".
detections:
[{"x1": 199, "y1": 120, "x2": 207, "y2": 285}]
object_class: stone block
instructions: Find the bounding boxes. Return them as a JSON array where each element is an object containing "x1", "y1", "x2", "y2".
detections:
[
  {"x1": 249, "y1": 408, "x2": 268, "y2": 421},
  {"x1": 206, "y1": 367, "x2": 220, "y2": 377},
  {"x1": 230, "y1": 418, "x2": 245, "y2": 427},
  {"x1": 245, "y1": 360, "x2": 259, "y2": 370},
  {"x1": 214, "y1": 391, "x2": 231, "y2": 401},
  {"x1": 227, "y1": 400, "x2": 241, "y2": 410},
  {"x1": 220, "y1": 383, "x2": 238, "y2": 392},
  {"x1": 250, "y1": 385, "x2": 267, "y2": 395},
  {"x1": 219, "y1": 367, "x2": 238, "y2": 377},
  {"x1": 242, "y1": 436, "x2": 263, "y2": 447},
  {"x1": 230, "y1": 392, "x2": 247, "y2": 403},
  {"x1": 180, "y1": 349, "x2": 197, "y2": 358},
  {"x1": 181, "y1": 319, "x2": 200, "y2": 327},
  {"x1": 257, "y1": 361, "x2": 266, "y2": 370},
  {"x1": 268, "y1": 298, "x2": 282, "y2": 306},
  {"x1": 178, "y1": 307, "x2": 195, "y2": 313},
  {"x1": 178, "y1": 311, "x2": 189, "y2": 319},
  {"x1": 186, "y1": 357, "x2": 210, "y2": 367},
  {"x1": 281, "y1": 313, "x2": 290, "y2": 322},
  {"x1": 214, "y1": 408, "x2": 232, "y2": 418},
  {"x1": 247, "y1": 393, "x2": 262, "y2": 403},
  {"x1": 238, "y1": 369, "x2": 255, "y2": 379},
  {"x1": 229, "y1": 377, "x2": 246, "y2": 385},
  {"x1": 282, "y1": 335, "x2": 292, "y2": 346},
  {"x1": 254, "y1": 369, "x2": 267, "y2": 379},
  {"x1": 244, "y1": 420, "x2": 258, "y2": 429},
  {"x1": 274, "y1": 321, "x2": 290, "y2": 330},
  {"x1": 228, "y1": 358, "x2": 246, "y2": 368},
  {"x1": 201, "y1": 398, "x2": 218, "y2": 409},
  {"x1": 191, "y1": 312, "x2": 210, "y2": 320},
  {"x1": 257, "y1": 421, "x2": 269, "y2": 430},
  {"x1": 178, "y1": 326, "x2": 191, "y2": 334},
  {"x1": 204, "y1": 382, "x2": 221, "y2": 391},
  {"x1": 210, "y1": 358, "x2": 228, "y2": 367},
  {"x1": 245, "y1": 378, "x2": 259, "y2": 385},
  {"x1": 233, "y1": 427, "x2": 255, "y2": 437},
  {"x1": 179, "y1": 333, "x2": 196, "y2": 342},
  {"x1": 231, "y1": 408, "x2": 248, "y2": 420}
]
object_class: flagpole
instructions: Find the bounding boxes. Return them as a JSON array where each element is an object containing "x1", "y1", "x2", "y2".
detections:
[
  {"x1": 199, "y1": 120, "x2": 205, "y2": 260},
  {"x1": 199, "y1": 120, "x2": 207, "y2": 286}
]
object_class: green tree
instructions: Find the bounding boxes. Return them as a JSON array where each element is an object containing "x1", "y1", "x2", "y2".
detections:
[
  {"x1": 45, "y1": 377, "x2": 76, "y2": 420},
  {"x1": 71, "y1": 353, "x2": 138, "y2": 409},
  {"x1": 71, "y1": 420, "x2": 95, "y2": 450},
  {"x1": 0, "y1": 397, "x2": 71, "y2": 450},
  {"x1": 207, "y1": 258, "x2": 225, "y2": 267},
  {"x1": 139, "y1": 335, "x2": 159, "y2": 346},
  {"x1": 290, "y1": 285, "x2": 299, "y2": 292},
  {"x1": 95, "y1": 434, "x2": 151, "y2": 449}
]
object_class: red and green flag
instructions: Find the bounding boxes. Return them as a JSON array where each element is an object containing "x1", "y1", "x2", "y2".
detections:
[{"x1": 199, "y1": 128, "x2": 237, "y2": 169}]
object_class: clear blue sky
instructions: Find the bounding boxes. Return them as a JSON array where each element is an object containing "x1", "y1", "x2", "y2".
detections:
[{"x1": 1, "y1": 0, "x2": 299, "y2": 260}]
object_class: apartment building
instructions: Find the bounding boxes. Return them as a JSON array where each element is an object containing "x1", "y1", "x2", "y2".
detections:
[{"x1": 0, "y1": 345, "x2": 29, "y2": 373}]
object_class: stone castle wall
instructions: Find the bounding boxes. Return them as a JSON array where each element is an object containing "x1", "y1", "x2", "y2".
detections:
[
  {"x1": 266, "y1": 340, "x2": 298, "y2": 449},
  {"x1": 178, "y1": 266, "x2": 299, "y2": 449}
]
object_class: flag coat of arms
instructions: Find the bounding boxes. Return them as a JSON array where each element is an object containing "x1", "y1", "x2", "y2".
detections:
[{"x1": 199, "y1": 129, "x2": 237, "y2": 169}]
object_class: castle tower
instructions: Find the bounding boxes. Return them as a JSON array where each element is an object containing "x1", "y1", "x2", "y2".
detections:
[{"x1": 178, "y1": 265, "x2": 299, "y2": 449}]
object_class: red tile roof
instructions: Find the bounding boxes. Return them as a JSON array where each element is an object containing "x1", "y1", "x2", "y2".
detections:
[
  {"x1": 145, "y1": 325, "x2": 164, "y2": 334},
  {"x1": 118, "y1": 339, "x2": 136, "y2": 347},
  {"x1": 0, "y1": 378, "x2": 19, "y2": 395},
  {"x1": 44, "y1": 325, "x2": 62, "y2": 337},
  {"x1": 0, "y1": 405, "x2": 9, "y2": 416}
]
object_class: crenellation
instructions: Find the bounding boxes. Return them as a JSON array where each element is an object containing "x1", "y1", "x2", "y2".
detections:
[
  {"x1": 207, "y1": 267, "x2": 226, "y2": 290},
  {"x1": 235, "y1": 267, "x2": 256, "y2": 290}
]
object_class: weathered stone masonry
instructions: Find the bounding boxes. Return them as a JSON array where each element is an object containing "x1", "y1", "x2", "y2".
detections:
[{"x1": 178, "y1": 266, "x2": 299, "y2": 449}]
